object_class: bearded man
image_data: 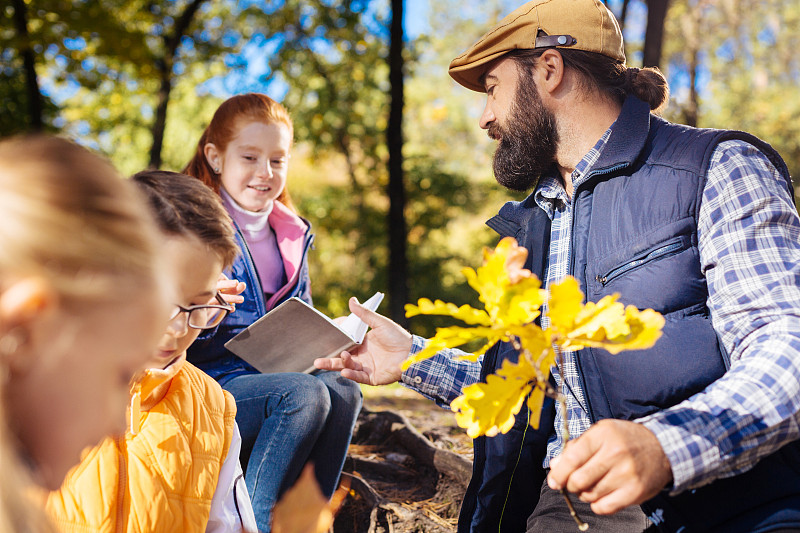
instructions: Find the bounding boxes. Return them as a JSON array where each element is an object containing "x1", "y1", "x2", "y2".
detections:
[{"x1": 316, "y1": 1, "x2": 800, "y2": 531}]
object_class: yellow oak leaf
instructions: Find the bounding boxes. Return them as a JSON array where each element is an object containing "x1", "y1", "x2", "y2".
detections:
[
  {"x1": 561, "y1": 296, "x2": 664, "y2": 354},
  {"x1": 547, "y1": 276, "x2": 584, "y2": 332},
  {"x1": 451, "y1": 372, "x2": 532, "y2": 438},
  {"x1": 400, "y1": 326, "x2": 501, "y2": 371},
  {"x1": 404, "y1": 298, "x2": 492, "y2": 326},
  {"x1": 451, "y1": 349, "x2": 556, "y2": 438},
  {"x1": 602, "y1": 306, "x2": 665, "y2": 353}
]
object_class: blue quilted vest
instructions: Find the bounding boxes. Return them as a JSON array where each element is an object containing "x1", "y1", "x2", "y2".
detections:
[
  {"x1": 458, "y1": 96, "x2": 800, "y2": 533},
  {"x1": 187, "y1": 221, "x2": 314, "y2": 384}
]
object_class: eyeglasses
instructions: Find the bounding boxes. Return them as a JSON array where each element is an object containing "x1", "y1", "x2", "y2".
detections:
[{"x1": 168, "y1": 293, "x2": 234, "y2": 330}]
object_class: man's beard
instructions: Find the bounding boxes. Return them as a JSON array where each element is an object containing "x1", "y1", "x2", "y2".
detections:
[{"x1": 489, "y1": 74, "x2": 559, "y2": 192}]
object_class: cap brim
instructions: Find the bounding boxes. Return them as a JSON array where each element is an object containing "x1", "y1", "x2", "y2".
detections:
[{"x1": 448, "y1": 49, "x2": 510, "y2": 93}]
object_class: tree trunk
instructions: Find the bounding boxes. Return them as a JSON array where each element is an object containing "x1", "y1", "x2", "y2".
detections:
[
  {"x1": 642, "y1": 0, "x2": 670, "y2": 68},
  {"x1": 148, "y1": 0, "x2": 206, "y2": 168},
  {"x1": 685, "y1": 44, "x2": 699, "y2": 127},
  {"x1": 11, "y1": 0, "x2": 43, "y2": 132},
  {"x1": 149, "y1": 63, "x2": 172, "y2": 169},
  {"x1": 387, "y1": 0, "x2": 409, "y2": 326},
  {"x1": 619, "y1": 0, "x2": 632, "y2": 30},
  {"x1": 679, "y1": 1, "x2": 704, "y2": 126}
]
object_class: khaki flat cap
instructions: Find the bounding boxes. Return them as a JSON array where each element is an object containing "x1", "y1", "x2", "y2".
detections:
[{"x1": 449, "y1": 0, "x2": 625, "y2": 92}]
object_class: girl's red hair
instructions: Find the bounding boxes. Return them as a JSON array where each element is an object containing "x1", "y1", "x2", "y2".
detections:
[{"x1": 183, "y1": 93, "x2": 296, "y2": 211}]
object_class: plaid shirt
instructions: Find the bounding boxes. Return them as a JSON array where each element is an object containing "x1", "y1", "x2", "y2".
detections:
[
  {"x1": 536, "y1": 129, "x2": 612, "y2": 463},
  {"x1": 401, "y1": 137, "x2": 800, "y2": 494}
]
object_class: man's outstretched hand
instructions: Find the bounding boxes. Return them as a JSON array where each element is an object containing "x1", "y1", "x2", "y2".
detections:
[
  {"x1": 314, "y1": 297, "x2": 412, "y2": 386},
  {"x1": 547, "y1": 419, "x2": 673, "y2": 515}
]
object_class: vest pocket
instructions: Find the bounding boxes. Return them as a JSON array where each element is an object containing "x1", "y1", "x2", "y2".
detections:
[{"x1": 595, "y1": 238, "x2": 685, "y2": 287}]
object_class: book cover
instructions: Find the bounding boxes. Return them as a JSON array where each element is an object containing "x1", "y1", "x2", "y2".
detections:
[{"x1": 224, "y1": 292, "x2": 383, "y2": 374}]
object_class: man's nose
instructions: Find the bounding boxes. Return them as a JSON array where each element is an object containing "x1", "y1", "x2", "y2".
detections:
[{"x1": 479, "y1": 100, "x2": 495, "y2": 130}]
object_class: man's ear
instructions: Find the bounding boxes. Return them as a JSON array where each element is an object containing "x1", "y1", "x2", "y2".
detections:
[
  {"x1": 204, "y1": 143, "x2": 221, "y2": 173},
  {"x1": 536, "y1": 49, "x2": 566, "y2": 96}
]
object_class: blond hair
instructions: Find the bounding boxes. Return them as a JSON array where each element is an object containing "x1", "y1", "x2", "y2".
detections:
[
  {"x1": 0, "y1": 135, "x2": 162, "y2": 308},
  {"x1": 0, "y1": 135, "x2": 163, "y2": 532}
]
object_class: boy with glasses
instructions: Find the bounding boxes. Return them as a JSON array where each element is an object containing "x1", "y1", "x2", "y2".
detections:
[{"x1": 47, "y1": 171, "x2": 256, "y2": 533}]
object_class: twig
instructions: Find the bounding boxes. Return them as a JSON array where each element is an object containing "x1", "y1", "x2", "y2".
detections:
[
  {"x1": 560, "y1": 488, "x2": 589, "y2": 531},
  {"x1": 510, "y1": 338, "x2": 589, "y2": 531},
  {"x1": 554, "y1": 347, "x2": 588, "y2": 531}
]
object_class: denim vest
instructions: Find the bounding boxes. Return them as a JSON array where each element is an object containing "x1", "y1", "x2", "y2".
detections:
[{"x1": 458, "y1": 96, "x2": 800, "y2": 533}]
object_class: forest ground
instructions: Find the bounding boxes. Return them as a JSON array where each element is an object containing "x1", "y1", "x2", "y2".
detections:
[{"x1": 332, "y1": 384, "x2": 474, "y2": 532}]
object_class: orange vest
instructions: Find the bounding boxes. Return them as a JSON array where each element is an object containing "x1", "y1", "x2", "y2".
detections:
[{"x1": 46, "y1": 358, "x2": 237, "y2": 533}]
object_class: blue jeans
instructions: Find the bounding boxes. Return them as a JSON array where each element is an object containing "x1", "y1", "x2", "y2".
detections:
[{"x1": 222, "y1": 371, "x2": 362, "y2": 533}]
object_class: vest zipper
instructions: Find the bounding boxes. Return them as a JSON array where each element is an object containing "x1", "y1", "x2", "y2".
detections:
[
  {"x1": 568, "y1": 163, "x2": 627, "y2": 278},
  {"x1": 595, "y1": 241, "x2": 683, "y2": 286},
  {"x1": 570, "y1": 162, "x2": 628, "y2": 424},
  {"x1": 116, "y1": 436, "x2": 127, "y2": 533},
  {"x1": 233, "y1": 223, "x2": 268, "y2": 317}
]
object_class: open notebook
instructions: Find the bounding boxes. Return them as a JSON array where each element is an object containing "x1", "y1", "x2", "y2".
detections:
[{"x1": 224, "y1": 292, "x2": 384, "y2": 374}]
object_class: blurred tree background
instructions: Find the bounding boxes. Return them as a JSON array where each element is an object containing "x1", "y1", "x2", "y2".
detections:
[{"x1": 2, "y1": 0, "x2": 799, "y2": 336}]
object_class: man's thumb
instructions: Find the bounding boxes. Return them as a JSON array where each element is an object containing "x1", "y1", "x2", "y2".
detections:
[{"x1": 349, "y1": 296, "x2": 384, "y2": 327}]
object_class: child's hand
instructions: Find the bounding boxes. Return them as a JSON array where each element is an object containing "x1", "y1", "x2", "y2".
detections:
[{"x1": 216, "y1": 274, "x2": 246, "y2": 306}]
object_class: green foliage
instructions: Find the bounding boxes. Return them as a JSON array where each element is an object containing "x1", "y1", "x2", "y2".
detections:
[
  {"x1": 403, "y1": 155, "x2": 502, "y2": 337},
  {"x1": 6, "y1": 0, "x2": 794, "y2": 333},
  {"x1": 281, "y1": 0, "x2": 529, "y2": 334},
  {"x1": 20, "y1": 0, "x2": 239, "y2": 171},
  {"x1": 244, "y1": 0, "x2": 392, "y2": 180},
  {"x1": 663, "y1": 0, "x2": 800, "y2": 203}
]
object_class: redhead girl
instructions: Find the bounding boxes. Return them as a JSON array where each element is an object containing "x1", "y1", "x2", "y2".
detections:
[
  {"x1": 0, "y1": 136, "x2": 168, "y2": 531},
  {"x1": 184, "y1": 93, "x2": 362, "y2": 532}
]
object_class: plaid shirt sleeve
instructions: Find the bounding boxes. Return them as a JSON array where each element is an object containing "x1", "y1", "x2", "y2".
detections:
[
  {"x1": 399, "y1": 335, "x2": 482, "y2": 408},
  {"x1": 638, "y1": 140, "x2": 800, "y2": 493}
]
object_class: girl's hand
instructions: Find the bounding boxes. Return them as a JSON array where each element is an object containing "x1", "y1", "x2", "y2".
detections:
[{"x1": 216, "y1": 273, "x2": 246, "y2": 306}]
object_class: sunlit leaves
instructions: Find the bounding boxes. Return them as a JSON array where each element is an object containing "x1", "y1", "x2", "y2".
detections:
[
  {"x1": 548, "y1": 277, "x2": 665, "y2": 354},
  {"x1": 403, "y1": 325, "x2": 500, "y2": 369},
  {"x1": 405, "y1": 237, "x2": 665, "y2": 438},
  {"x1": 452, "y1": 371, "x2": 531, "y2": 438},
  {"x1": 451, "y1": 346, "x2": 554, "y2": 437},
  {"x1": 405, "y1": 298, "x2": 491, "y2": 326}
]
